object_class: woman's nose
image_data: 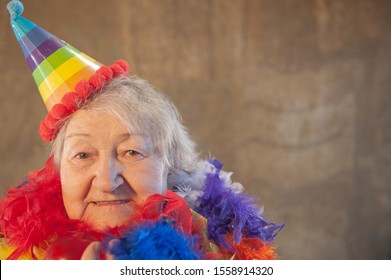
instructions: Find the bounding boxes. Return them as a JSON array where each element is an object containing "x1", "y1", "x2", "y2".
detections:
[{"x1": 92, "y1": 155, "x2": 123, "y2": 193}]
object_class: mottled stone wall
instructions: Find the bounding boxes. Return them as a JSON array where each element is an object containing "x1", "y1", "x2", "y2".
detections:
[{"x1": 0, "y1": 0, "x2": 390, "y2": 259}]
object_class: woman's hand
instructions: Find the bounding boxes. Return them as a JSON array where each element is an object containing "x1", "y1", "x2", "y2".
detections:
[
  {"x1": 81, "y1": 241, "x2": 102, "y2": 259},
  {"x1": 80, "y1": 240, "x2": 119, "y2": 260}
]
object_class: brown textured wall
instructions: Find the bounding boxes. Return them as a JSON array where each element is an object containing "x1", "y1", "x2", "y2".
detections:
[{"x1": 0, "y1": 0, "x2": 390, "y2": 259}]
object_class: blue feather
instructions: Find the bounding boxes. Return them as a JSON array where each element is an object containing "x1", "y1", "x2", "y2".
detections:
[{"x1": 110, "y1": 219, "x2": 200, "y2": 260}]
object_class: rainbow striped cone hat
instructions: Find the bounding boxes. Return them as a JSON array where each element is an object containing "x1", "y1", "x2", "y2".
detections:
[{"x1": 7, "y1": 0, "x2": 130, "y2": 141}]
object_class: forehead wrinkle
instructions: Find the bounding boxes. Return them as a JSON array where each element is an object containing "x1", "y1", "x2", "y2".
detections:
[{"x1": 65, "y1": 133, "x2": 91, "y2": 139}]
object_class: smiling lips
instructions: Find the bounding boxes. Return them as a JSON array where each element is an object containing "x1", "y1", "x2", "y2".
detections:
[{"x1": 92, "y1": 199, "x2": 130, "y2": 205}]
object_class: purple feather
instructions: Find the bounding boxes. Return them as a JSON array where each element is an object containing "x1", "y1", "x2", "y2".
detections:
[{"x1": 194, "y1": 159, "x2": 283, "y2": 251}]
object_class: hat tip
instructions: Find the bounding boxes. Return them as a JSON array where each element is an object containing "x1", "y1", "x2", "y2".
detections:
[{"x1": 7, "y1": 0, "x2": 24, "y2": 20}]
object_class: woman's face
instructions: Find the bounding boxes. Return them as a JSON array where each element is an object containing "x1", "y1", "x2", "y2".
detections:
[{"x1": 60, "y1": 110, "x2": 168, "y2": 230}]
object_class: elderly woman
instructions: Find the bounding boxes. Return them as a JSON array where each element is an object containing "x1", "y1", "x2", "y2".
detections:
[
  {"x1": 54, "y1": 76, "x2": 195, "y2": 231},
  {"x1": 0, "y1": 1, "x2": 282, "y2": 260}
]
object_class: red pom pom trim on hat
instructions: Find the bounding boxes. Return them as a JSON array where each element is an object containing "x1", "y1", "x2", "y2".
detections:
[
  {"x1": 51, "y1": 104, "x2": 71, "y2": 120},
  {"x1": 73, "y1": 80, "x2": 94, "y2": 101},
  {"x1": 96, "y1": 66, "x2": 114, "y2": 80},
  {"x1": 61, "y1": 92, "x2": 80, "y2": 111},
  {"x1": 39, "y1": 60, "x2": 130, "y2": 142}
]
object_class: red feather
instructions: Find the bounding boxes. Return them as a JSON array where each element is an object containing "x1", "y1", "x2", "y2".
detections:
[
  {"x1": 219, "y1": 234, "x2": 277, "y2": 260},
  {"x1": 0, "y1": 156, "x2": 81, "y2": 259},
  {"x1": 141, "y1": 191, "x2": 193, "y2": 234}
]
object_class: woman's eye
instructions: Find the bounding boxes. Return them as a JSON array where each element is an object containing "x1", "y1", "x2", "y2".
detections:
[
  {"x1": 124, "y1": 150, "x2": 145, "y2": 160},
  {"x1": 74, "y1": 152, "x2": 89, "y2": 159},
  {"x1": 127, "y1": 150, "x2": 141, "y2": 156}
]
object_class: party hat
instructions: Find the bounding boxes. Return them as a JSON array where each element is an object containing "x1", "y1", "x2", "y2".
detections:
[
  {"x1": 7, "y1": 1, "x2": 130, "y2": 141},
  {"x1": 7, "y1": 0, "x2": 103, "y2": 111}
]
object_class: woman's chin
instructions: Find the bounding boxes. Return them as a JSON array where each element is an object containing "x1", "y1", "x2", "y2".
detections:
[
  {"x1": 87, "y1": 215, "x2": 133, "y2": 231},
  {"x1": 83, "y1": 203, "x2": 137, "y2": 230}
]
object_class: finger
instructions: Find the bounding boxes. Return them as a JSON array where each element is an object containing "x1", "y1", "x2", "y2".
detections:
[
  {"x1": 105, "y1": 239, "x2": 120, "y2": 260},
  {"x1": 81, "y1": 241, "x2": 101, "y2": 260}
]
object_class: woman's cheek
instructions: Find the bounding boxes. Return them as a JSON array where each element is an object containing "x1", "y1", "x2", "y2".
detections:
[
  {"x1": 60, "y1": 165, "x2": 91, "y2": 219},
  {"x1": 130, "y1": 160, "x2": 167, "y2": 196}
]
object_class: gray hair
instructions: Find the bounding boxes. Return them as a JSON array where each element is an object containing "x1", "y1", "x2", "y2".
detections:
[{"x1": 52, "y1": 76, "x2": 198, "y2": 173}]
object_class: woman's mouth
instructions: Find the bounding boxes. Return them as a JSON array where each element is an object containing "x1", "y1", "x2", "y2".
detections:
[{"x1": 92, "y1": 199, "x2": 130, "y2": 205}]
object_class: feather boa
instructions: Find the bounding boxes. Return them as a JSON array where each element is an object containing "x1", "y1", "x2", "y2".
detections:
[
  {"x1": 171, "y1": 159, "x2": 284, "y2": 258},
  {"x1": 0, "y1": 157, "x2": 283, "y2": 260},
  {"x1": 0, "y1": 156, "x2": 107, "y2": 259},
  {"x1": 110, "y1": 220, "x2": 201, "y2": 260}
]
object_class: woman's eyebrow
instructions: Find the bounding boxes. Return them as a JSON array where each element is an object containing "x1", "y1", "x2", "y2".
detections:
[
  {"x1": 120, "y1": 133, "x2": 148, "y2": 140},
  {"x1": 65, "y1": 133, "x2": 91, "y2": 139},
  {"x1": 65, "y1": 133, "x2": 144, "y2": 141}
]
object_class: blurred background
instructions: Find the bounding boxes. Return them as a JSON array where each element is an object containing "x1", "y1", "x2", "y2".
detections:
[{"x1": 0, "y1": 0, "x2": 390, "y2": 259}]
